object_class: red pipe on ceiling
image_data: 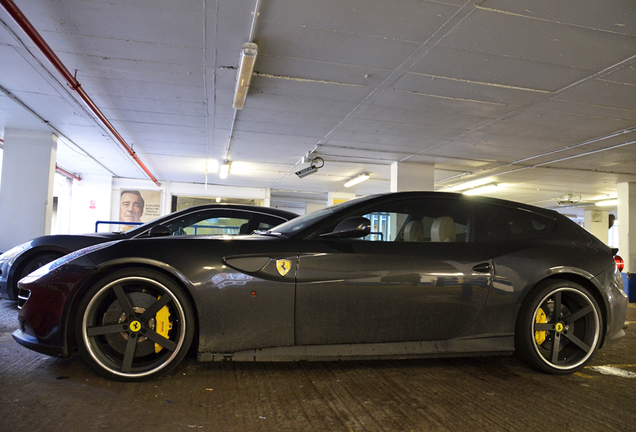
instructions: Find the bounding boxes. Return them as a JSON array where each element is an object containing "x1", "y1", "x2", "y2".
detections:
[
  {"x1": 0, "y1": 0, "x2": 161, "y2": 186},
  {"x1": 56, "y1": 164, "x2": 82, "y2": 181}
]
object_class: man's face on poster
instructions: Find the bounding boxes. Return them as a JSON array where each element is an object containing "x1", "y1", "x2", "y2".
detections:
[{"x1": 120, "y1": 192, "x2": 144, "y2": 223}]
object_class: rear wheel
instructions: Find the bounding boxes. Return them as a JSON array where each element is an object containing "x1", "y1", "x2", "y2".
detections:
[
  {"x1": 76, "y1": 268, "x2": 194, "y2": 381},
  {"x1": 516, "y1": 280, "x2": 602, "y2": 374}
]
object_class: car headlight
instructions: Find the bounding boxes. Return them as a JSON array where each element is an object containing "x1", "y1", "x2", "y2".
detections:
[
  {"x1": 23, "y1": 241, "x2": 120, "y2": 282},
  {"x1": 0, "y1": 242, "x2": 32, "y2": 266}
]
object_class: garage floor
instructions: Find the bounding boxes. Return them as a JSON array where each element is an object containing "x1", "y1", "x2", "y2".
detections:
[{"x1": 1, "y1": 300, "x2": 635, "y2": 432}]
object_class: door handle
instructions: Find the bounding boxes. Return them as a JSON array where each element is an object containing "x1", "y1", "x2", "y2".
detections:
[{"x1": 472, "y1": 263, "x2": 491, "y2": 273}]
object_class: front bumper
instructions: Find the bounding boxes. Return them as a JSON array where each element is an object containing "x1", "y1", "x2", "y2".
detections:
[{"x1": 12, "y1": 329, "x2": 67, "y2": 357}]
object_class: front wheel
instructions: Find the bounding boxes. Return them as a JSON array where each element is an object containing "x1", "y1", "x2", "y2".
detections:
[
  {"x1": 516, "y1": 280, "x2": 602, "y2": 374},
  {"x1": 76, "y1": 268, "x2": 194, "y2": 381}
]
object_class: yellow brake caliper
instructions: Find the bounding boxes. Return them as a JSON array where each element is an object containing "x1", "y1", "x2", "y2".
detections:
[
  {"x1": 535, "y1": 307, "x2": 547, "y2": 345},
  {"x1": 155, "y1": 296, "x2": 172, "y2": 353}
]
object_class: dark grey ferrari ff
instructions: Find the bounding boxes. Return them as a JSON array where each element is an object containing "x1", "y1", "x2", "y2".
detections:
[{"x1": 13, "y1": 192, "x2": 628, "y2": 381}]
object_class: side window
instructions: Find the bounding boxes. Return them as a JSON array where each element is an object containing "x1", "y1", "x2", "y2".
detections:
[
  {"x1": 183, "y1": 216, "x2": 248, "y2": 235},
  {"x1": 474, "y1": 204, "x2": 556, "y2": 241},
  {"x1": 341, "y1": 199, "x2": 469, "y2": 242},
  {"x1": 165, "y1": 211, "x2": 248, "y2": 236}
]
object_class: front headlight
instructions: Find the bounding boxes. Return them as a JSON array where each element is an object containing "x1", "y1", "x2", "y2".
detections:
[{"x1": 0, "y1": 242, "x2": 32, "y2": 266}]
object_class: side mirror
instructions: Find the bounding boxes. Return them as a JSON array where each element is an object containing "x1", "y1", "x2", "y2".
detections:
[
  {"x1": 148, "y1": 225, "x2": 171, "y2": 237},
  {"x1": 320, "y1": 217, "x2": 371, "y2": 239}
]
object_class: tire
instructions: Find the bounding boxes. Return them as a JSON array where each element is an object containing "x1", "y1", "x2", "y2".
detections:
[
  {"x1": 14, "y1": 252, "x2": 62, "y2": 299},
  {"x1": 76, "y1": 268, "x2": 194, "y2": 381},
  {"x1": 516, "y1": 280, "x2": 602, "y2": 374}
]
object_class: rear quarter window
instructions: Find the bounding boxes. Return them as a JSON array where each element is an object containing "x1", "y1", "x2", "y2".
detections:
[{"x1": 474, "y1": 204, "x2": 557, "y2": 242}]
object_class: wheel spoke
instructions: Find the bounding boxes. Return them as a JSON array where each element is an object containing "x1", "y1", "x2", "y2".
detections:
[
  {"x1": 86, "y1": 323, "x2": 127, "y2": 337},
  {"x1": 552, "y1": 293, "x2": 562, "y2": 321},
  {"x1": 566, "y1": 305, "x2": 593, "y2": 324},
  {"x1": 535, "y1": 323, "x2": 555, "y2": 331},
  {"x1": 112, "y1": 284, "x2": 135, "y2": 318},
  {"x1": 140, "y1": 295, "x2": 172, "y2": 321},
  {"x1": 121, "y1": 335, "x2": 137, "y2": 373},
  {"x1": 563, "y1": 332, "x2": 591, "y2": 353},
  {"x1": 550, "y1": 333, "x2": 561, "y2": 363},
  {"x1": 144, "y1": 329, "x2": 177, "y2": 352}
]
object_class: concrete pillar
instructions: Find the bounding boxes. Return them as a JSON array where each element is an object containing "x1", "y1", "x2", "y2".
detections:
[
  {"x1": 0, "y1": 129, "x2": 57, "y2": 251},
  {"x1": 584, "y1": 209, "x2": 609, "y2": 245},
  {"x1": 53, "y1": 175, "x2": 74, "y2": 235},
  {"x1": 618, "y1": 182, "x2": 636, "y2": 274},
  {"x1": 390, "y1": 162, "x2": 434, "y2": 192}
]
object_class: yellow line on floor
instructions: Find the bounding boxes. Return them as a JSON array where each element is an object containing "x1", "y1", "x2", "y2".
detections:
[
  {"x1": 586, "y1": 364, "x2": 636, "y2": 369},
  {"x1": 574, "y1": 372, "x2": 596, "y2": 379}
]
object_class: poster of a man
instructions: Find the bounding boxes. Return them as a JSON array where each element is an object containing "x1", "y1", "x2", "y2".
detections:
[
  {"x1": 119, "y1": 190, "x2": 145, "y2": 225},
  {"x1": 118, "y1": 189, "x2": 161, "y2": 230}
]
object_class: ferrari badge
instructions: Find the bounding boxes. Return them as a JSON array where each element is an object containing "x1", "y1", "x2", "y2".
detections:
[{"x1": 276, "y1": 259, "x2": 292, "y2": 277}]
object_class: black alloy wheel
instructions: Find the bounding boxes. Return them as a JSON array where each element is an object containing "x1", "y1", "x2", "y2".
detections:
[
  {"x1": 516, "y1": 280, "x2": 602, "y2": 374},
  {"x1": 76, "y1": 269, "x2": 194, "y2": 381}
]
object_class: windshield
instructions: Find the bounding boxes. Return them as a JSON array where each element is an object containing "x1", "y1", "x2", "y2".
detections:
[
  {"x1": 269, "y1": 195, "x2": 373, "y2": 237},
  {"x1": 121, "y1": 217, "x2": 161, "y2": 235}
]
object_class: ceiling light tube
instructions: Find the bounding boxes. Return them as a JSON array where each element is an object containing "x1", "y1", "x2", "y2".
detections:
[
  {"x1": 220, "y1": 161, "x2": 231, "y2": 179},
  {"x1": 595, "y1": 199, "x2": 618, "y2": 207},
  {"x1": 463, "y1": 184, "x2": 499, "y2": 196},
  {"x1": 344, "y1": 173, "x2": 370, "y2": 188},
  {"x1": 449, "y1": 177, "x2": 495, "y2": 192},
  {"x1": 232, "y1": 42, "x2": 258, "y2": 109}
]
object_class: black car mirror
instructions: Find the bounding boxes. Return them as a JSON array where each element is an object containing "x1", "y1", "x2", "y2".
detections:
[
  {"x1": 320, "y1": 217, "x2": 371, "y2": 239},
  {"x1": 148, "y1": 225, "x2": 171, "y2": 237}
]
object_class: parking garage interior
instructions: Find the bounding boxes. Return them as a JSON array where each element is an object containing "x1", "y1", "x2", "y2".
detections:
[{"x1": 1, "y1": 0, "x2": 636, "y2": 430}]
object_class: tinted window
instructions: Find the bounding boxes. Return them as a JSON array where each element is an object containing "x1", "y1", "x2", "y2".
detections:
[
  {"x1": 474, "y1": 204, "x2": 556, "y2": 241},
  {"x1": 164, "y1": 211, "x2": 284, "y2": 236},
  {"x1": 329, "y1": 199, "x2": 469, "y2": 243}
]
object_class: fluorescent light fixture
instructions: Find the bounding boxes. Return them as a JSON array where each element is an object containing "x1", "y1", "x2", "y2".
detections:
[
  {"x1": 595, "y1": 199, "x2": 618, "y2": 207},
  {"x1": 463, "y1": 184, "x2": 499, "y2": 196},
  {"x1": 220, "y1": 161, "x2": 231, "y2": 179},
  {"x1": 448, "y1": 177, "x2": 495, "y2": 192},
  {"x1": 232, "y1": 42, "x2": 258, "y2": 109},
  {"x1": 344, "y1": 173, "x2": 370, "y2": 188}
]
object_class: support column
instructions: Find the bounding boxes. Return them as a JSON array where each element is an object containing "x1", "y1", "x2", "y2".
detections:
[
  {"x1": 0, "y1": 129, "x2": 57, "y2": 251},
  {"x1": 390, "y1": 162, "x2": 434, "y2": 192},
  {"x1": 618, "y1": 182, "x2": 636, "y2": 275},
  {"x1": 584, "y1": 209, "x2": 609, "y2": 245}
]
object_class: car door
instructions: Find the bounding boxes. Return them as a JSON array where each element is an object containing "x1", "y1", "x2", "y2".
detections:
[{"x1": 294, "y1": 198, "x2": 493, "y2": 345}]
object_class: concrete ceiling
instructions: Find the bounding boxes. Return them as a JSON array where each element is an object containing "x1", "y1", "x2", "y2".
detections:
[{"x1": 1, "y1": 0, "x2": 635, "y2": 213}]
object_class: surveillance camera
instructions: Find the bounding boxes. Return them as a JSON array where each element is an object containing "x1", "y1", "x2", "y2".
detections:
[{"x1": 295, "y1": 165, "x2": 318, "y2": 178}]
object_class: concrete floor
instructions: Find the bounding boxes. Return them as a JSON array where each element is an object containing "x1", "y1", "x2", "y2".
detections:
[{"x1": 1, "y1": 299, "x2": 635, "y2": 432}]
